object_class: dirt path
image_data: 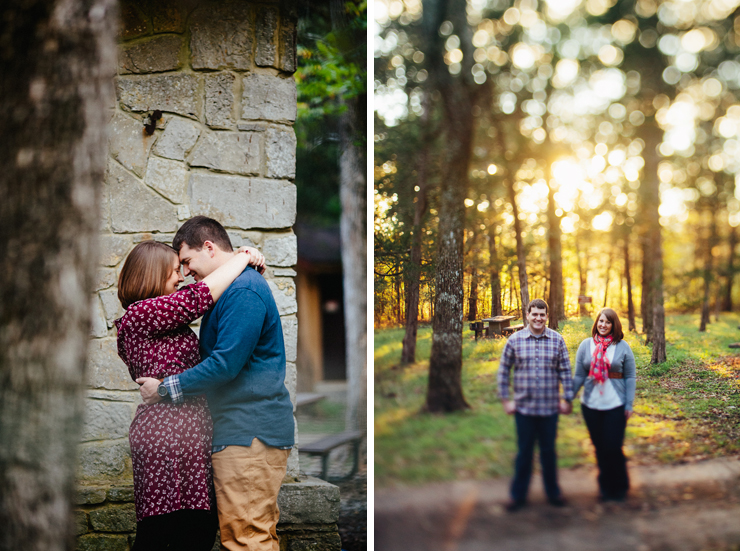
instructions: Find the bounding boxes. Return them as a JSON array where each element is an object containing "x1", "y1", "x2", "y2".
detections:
[{"x1": 375, "y1": 457, "x2": 740, "y2": 551}]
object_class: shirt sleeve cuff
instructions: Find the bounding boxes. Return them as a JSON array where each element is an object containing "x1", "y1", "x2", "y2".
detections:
[{"x1": 164, "y1": 375, "x2": 183, "y2": 404}]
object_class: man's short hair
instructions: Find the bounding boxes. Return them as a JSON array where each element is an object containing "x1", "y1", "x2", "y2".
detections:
[
  {"x1": 528, "y1": 298, "x2": 548, "y2": 313},
  {"x1": 173, "y1": 216, "x2": 233, "y2": 253}
]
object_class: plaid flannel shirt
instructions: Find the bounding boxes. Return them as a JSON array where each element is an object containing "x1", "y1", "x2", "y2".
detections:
[{"x1": 497, "y1": 327, "x2": 574, "y2": 416}]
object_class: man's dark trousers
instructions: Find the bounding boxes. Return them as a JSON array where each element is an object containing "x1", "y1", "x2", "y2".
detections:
[{"x1": 510, "y1": 412, "x2": 561, "y2": 503}]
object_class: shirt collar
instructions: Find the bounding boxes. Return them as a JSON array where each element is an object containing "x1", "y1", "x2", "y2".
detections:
[{"x1": 524, "y1": 326, "x2": 550, "y2": 339}]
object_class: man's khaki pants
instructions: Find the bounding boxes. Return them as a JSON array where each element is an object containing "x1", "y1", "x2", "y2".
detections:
[{"x1": 212, "y1": 439, "x2": 290, "y2": 551}]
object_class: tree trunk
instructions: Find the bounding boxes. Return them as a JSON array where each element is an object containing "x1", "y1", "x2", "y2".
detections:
[
  {"x1": 0, "y1": 2, "x2": 117, "y2": 550},
  {"x1": 401, "y1": 94, "x2": 432, "y2": 365},
  {"x1": 575, "y1": 232, "x2": 589, "y2": 316},
  {"x1": 468, "y1": 268, "x2": 479, "y2": 321},
  {"x1": 700, "y1": 206, "x2": 717, "y2": 332},
  {"x1": 624, "y1": 235, "x2": 637, "y2": 331},
  {"x1": 488, "y1": 224, "x2": 503, "y2": 317},
  {"x1": 724, "y1": 222, "x2": 737, "y2": 312},
  {"x1": 340, "y1": 95, "x2": 367, "y2": 430},
  {"x1": 547, "y1": 180, "x2": 563, "y2": 329},
  {"x1": 603, "y1": 247, "x2": 613, "y2": 308},
  {"x1": 508, "y1": 181, "x2": 530, "y2": 325},
  {"x1": 424, "y1": 0, "x2": 475, "y2": 413}
]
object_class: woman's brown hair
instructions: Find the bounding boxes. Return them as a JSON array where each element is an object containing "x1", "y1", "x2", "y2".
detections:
[
  {"x1": 591, "y1": 307, "x2": 624, "y2": 343},
  {"x1": 118, "y1": 241, "x2": 179, "y2": 309}
]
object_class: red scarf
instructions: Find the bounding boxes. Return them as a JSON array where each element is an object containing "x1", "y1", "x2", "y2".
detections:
[{"x1": 590, "y1": 334, "x2": 613, "y2": 384}]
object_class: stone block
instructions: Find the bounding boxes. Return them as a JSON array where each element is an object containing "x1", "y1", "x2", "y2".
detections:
[
  {"x1": 119, "y1": 35, "x2": 182, "y2": 74},
  {"x1": 151, "y1": 1, "x2": 186, "y2": 33},
  {"x1": 285, "y1": 361, "x2": 297, "y2": 404},
  {"x1": 81, "y1": 398, "x2": 136, "y2": 442},
  {"x1": 99, "y1": 234, "x2": 132, "y2": 267},
  {"x1": 89, "y1": 504, "x2": 137, "y2": 533},
  {"x1": 286, "y1": 533, "x2": 342, "y2": 551},
  {"x1": 99, "y1": 183, "x2": 110, "y2": 231},
  {"x1": 189, "y1": 131, "x2": 261, "y2": 176},
  {"x1": 107, "y1": 486, "x2": 135, "y2": 503},
  {"x1": 96, "y1": 268, "x2": 117, "y2": 291},
  {"x1": 265, "y1": 126, "x2": 296, "y2": 179},
  {"x1": 282, "y1": 316, "x2": 297, "y2": 363},
  {"x1": 153, "y1": 117, "x2": 201, "y2": 161},
  {"x1": 190, "y1": 3, "x2": 253, "y2": 70},
  {"x1": 255, "y1": 6, "x2": 278, "y2": 67},
  {"x1": 205, "y1": 72, "x2": 236, "y2": 129},
  {"x1": 190, "y1": 174, "x2": 296, "y2": 229},
  {"x1": 87, "y1": 338, "x2": 137, "y2": 391},
  {"x1": 108, "y1": 112, "x2": 156, "y2": 178},
  {"x1": 87, "y1": 390, "x2": 141, "y2": 403},
  {"x1": 76, "y1": 486, "x2": 107, "y2": 505},
  {"x1": 279, "y1": 17, "x2": 298, "y2": 73},
  {"x1": 116, "y1": 74, "x2": 200, "y2": 119},
  {"x1": 77, "y1": 534, "x2": 129, "y2": 551},
  {"x1": 241, "y1": 74, "x2": 297, "y2": 122},
  {"x1": 100, "y1": 288, "x2": 124, "y2": 329},
  {"x1": 75, "y1": 510, "x2": 89, "y2": 536},
  {"x1": 145, "y1": 156, "x2": 189, "y2": 203},
  {"x1": 77, "y1": 440, "x2": 131, "y2": 481},
  {"x1": 287, "y1": 445, "x2": 299, "y2": 480},
  {"x1": 263, "y1": 233, "x2": 296, "y2": 267},
  {"x1": 277, "y1": 477, "x2": 340, "y2": 525},
  {"x1": 108, "y1": 161, "x2": 177, "y2": 233},
  {"x1": 237, "y1": 121, "x2": 268, "y2": 132},
  {"x1": 268, "y1": 278, "x2": 297, "y2": 316},
  {"x1": 90, "y1": 298, "x2": 108, "y2": 339},
  {"x1": 177, "y1": 204, "x2": 191, "y2": 221},
  {"x1": 118, "y1": 2, "x2": 148, "y2": 41},
  {"x1": 273, "y1": 268, "x2": 297, "y2": 277}
]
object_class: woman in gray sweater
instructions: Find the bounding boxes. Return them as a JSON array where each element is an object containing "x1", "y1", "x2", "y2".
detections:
[{"x1": 573, "y1": 308, "x2": 636, "y2": 502}]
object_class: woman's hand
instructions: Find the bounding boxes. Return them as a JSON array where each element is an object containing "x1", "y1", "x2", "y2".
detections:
[{"x1": 237, "y1": 246, "x2": 265, "y2": 274}]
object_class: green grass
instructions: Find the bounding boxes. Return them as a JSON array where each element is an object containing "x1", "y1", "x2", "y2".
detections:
[{"x1": 375, "y1": 315, "x2": 740, "y2": 488}]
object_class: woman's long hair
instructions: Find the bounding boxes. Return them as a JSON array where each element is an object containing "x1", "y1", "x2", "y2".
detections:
[
  {"x1": 591, "y1": 308, "x2": 624, "y2": 343},
  {"x1": 117, "y1": 241, "x2": 178, "y2": 308}
]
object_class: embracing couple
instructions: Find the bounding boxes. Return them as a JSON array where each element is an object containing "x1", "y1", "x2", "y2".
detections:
[
  {"x1": 114, "y1": 216, "x2": 294, "y2": 550},
  {"x1": 498, "y1": 298, "x2": 637, "y2": 511}
]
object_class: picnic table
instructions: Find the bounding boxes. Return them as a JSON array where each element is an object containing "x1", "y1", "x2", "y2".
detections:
[{"x1": 482, "y1": 315, "x2": 517, "y2": 337}]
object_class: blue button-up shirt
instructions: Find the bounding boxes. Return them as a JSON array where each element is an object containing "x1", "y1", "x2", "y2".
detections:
[{"x1": 497, "y1": 326, "x2": 574, "y2": 416}]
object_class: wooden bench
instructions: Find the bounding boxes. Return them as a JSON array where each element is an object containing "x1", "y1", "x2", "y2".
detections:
[
  {"x1": 729, "y1": 343, "x2": 740, "y2": 349},
  {"x1": 299, "y1": 430, "x2": 365, "y2": 481},
  {"x1": 502, "y1": 324, "x2": 524, "y2": 336},
  {"x1": 469, "y1": 321, "x2": 485, "y2": 340}
]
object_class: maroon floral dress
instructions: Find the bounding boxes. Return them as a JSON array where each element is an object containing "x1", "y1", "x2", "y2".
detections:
[{"x1": 115, "y1": 281, "x2": 214, "y2": 522}]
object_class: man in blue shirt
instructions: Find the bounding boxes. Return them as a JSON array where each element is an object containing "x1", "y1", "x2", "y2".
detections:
[
  {"x1": 138, "y1": 216, "x2": 294, "y2": 551},
  {"x1": 497, "y1": 298, "x2": 573, "y2": 512}
]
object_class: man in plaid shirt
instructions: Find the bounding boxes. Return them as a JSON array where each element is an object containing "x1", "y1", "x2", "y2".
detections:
[{"x1": 497, "y1": 298, "x2": 574, "y2": 511}]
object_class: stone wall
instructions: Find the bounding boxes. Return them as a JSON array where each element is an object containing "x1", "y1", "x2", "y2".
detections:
[{"x1": 77, "y1": 2, "x2": 338, "y2": 549}]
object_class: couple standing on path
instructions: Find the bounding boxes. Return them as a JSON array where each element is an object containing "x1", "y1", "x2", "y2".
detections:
[
  {"x1": 498, "y1": 299, "x2": 636, "y2": 512},
  {"x1": 115, "y1": 216, "x2": 294, "y2": 551}
]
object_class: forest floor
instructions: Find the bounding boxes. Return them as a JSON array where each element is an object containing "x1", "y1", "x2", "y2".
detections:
[{"x1": 374, "y1": 314, "x2": 740, "y2": 549}]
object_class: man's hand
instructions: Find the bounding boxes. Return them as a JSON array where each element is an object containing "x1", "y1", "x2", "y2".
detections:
[
  {"x1": 503, "y1": 399, "x2": 516, "y2": 415},
  {"x1": 559, "y1": 400, "x2": 573, "y2": 415},
  {"x1": 625, "y1": 409, "x2": 632, "y2": 421},
  {"x1": 136, "y1": 377, "x2": 163, "y2": 405},
  {"x1": 237, "y1": 246, "x2": 265, "y2": 275}
]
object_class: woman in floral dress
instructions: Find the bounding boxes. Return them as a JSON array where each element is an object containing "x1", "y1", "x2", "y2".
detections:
[{"x1": 115, "y1": 240, "x2": 263, "y2": 551}]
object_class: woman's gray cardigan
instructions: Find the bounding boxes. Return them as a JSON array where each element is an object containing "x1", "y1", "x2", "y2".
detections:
[{"x1": 572, "y1": 339, "x2": 637, "y2": 412}]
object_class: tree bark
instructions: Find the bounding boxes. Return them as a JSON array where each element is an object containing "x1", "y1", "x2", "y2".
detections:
[
  {"x1": 468, "y1": 268, "x2": 479, "y2": 321},
  {"x1": 724, "y1": 222, "x2": 737, "y2": 312},
  {"x1": 547, "y1": 180, "x2": 563, "y2": 329},
  {"x1": 575, "y1": 232, "x2": 589, "y2": 317},
  {"x1": 424, "y1": 0, "x2": 475, "y2": 413},
  {"x1": 488, "y1": 223, "x2": 503, "y2": 317},
  {"x1": 624, "y1": 235, "x2": 637, "y2": 331},
  {"x1": 340, "y1": 95, "x2": 367, "y2": 430},
  {"x1": 0, "y1": 2, "x2": 117, "y2": 550},
  {"x1": 508, "y1": 180, "x2": 530, "y2": 325}
]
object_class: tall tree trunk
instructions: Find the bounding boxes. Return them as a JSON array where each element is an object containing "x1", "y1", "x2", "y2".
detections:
[
  {"x1": 0, "y1": 2, "x2": 117, "y2": 550},
  {"x1": 700, "y1": 205, "x2": 717, "y2": 332},
  {"x1": 547, "y1": 180, "x2": 563, "y2": 329},
  {"x1": 401, "y1": 94, "x2": 432, "y2": 365},
  {"x1": 575, "y1": 232, "x2": 589, "y2": 316},
  {"x1": 624, "y1": 235, "x2": 637, "y2": 331},
  {"x1": 468, "y1": 268, "x2": 479, "y2": 321},
  {"x1": 603, "y1": 247, "x2": 613, "y2": 308},
  {"x1": 488, "y1": 223, "x2": 503, "y2": 317},
  {"x1": 508, "y1": 180, "x2": 530, "y2": 325},
  {"x1": 724, "y1": 222, "x2": 737, "y2": 311},
  {"x1": 424, "y1": 0, "x2": 475, "y2": 413},
  {"x1": 340, "y1": 95, "x2": 367, "y2": 430}
]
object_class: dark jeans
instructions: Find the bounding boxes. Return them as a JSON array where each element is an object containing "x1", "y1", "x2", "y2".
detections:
[
  {"x1": 510, "y1": 412, "x2": 561, "y2": 503},
  {"x1": 581, "y1": 403, "x2": 630, "y2": 499},
  {"x1": 132, "y1": 509, "x2": 218, "y2": 551}
]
